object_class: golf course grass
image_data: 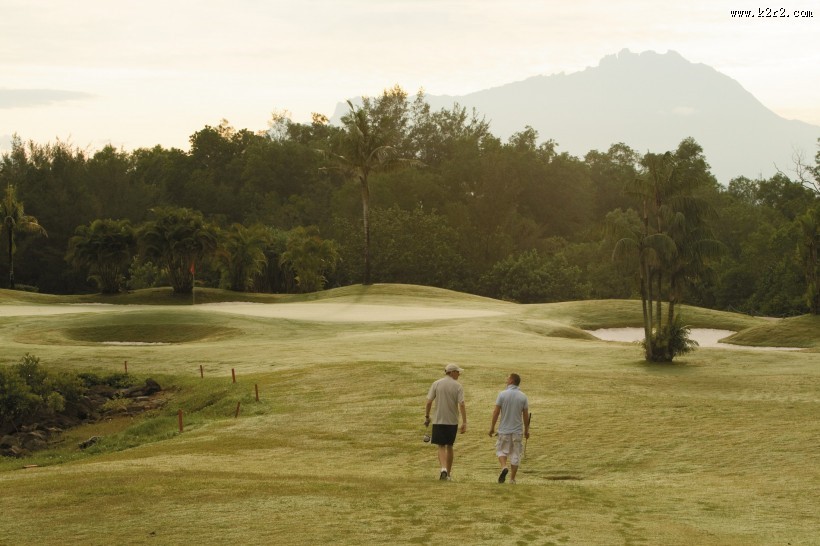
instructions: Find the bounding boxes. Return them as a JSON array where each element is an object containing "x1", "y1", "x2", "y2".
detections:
[{"x1": 1, "y1": 284, "x2": 818, "y2": 545}]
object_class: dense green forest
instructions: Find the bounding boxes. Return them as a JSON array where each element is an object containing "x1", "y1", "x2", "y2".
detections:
[{"x1": 1, "y1": 87, "x2": 818, "y2": 317}]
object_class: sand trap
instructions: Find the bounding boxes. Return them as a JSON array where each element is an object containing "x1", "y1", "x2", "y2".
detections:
[
  {"x1": 0, "y1": 304, "x2": 136, "y2": 316},
  {"x1": 587, "y1": 327, "x2": 802, "y2": 351},
  {"x1": 0, "y1": 302, "x2": 504, "y2": 323},
  {"x1": 193, "y1": 302, "x2": 504, "y2": 322}
]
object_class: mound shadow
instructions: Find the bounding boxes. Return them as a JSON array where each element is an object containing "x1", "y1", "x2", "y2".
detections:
[{"x1": 62, "y1": 324, "x2": 239, "y2": 345}]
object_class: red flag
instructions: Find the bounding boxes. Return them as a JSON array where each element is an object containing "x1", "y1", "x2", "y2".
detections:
[{"x1": 190, "y1": 262, "x2": 195, "y2": 275}]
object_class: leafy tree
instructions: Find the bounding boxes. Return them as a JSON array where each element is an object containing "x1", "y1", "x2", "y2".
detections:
[
  {"x1": 66, "y1": 219, "x2": 136, "y2": 294},
  {"x1": 479, "y1": 249, "x2": 586, "y2": 303},
  {"x1": 795, "y1": 202, "x2": 820, "y2": 314},
  {"x1": 332, "y1": 205, "x2": 465, "y2": 289},
  {"x1": 138, "y1": 207, "x2": 218, "y2": 294},
  {"x1": 1, "y1": 184, "x2": 47, "y2": 288},
  {"x1": 585, "y1": 143, "x2": 641, "y2": 219}
]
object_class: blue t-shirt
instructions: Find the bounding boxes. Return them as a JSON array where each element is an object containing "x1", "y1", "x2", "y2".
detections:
[{"x1": 495, "y1": 385, "x2": 528, "y2": 434}]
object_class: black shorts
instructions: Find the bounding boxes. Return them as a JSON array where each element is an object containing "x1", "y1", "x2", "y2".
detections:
[{"x1": 431, "y1": 424, "x2": 458, "y2": 446}]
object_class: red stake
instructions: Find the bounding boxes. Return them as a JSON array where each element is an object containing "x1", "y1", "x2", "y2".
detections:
[
  {"x1": 255, "y1": 384, "x2": 259, "y2": 402},
  {"x1": 234, "y1": 401, "x2": 241, "y2": 418},
  {"x1": 178, "y1": 409, "x2": 183, "y2": 432}
]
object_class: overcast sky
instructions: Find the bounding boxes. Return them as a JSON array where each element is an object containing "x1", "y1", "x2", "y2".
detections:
[{"x1": 2, "y1": 0, "x2": 818, "y2": 154}]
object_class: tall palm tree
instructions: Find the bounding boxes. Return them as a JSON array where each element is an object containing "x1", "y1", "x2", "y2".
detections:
[
  {"x1": 615, "y1": 141, "x2": 719, "y2": 361},
  {"x1": 1, "y1": 185, "x2": 47, "y2": 289},
  {"x1": 322, "y1": 95, "x2": 421, "y2": 285}
]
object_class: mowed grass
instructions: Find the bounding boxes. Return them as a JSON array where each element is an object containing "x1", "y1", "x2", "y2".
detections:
[{"x1": 0, "y1": 285, "x2": 818, "y2": 545}]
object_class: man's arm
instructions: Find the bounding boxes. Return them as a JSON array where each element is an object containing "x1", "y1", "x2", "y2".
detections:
[
  {"x1": 459, "y1": 401, "x2": 467, "y2": 433},
  {"x1": 425, "y1": 399, "x2": 433, "y2": 426},
  {"x1": 488, "y1": 405, "x2": 501, "y2": 436}
]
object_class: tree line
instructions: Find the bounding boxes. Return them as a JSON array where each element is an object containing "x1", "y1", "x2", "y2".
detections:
[{"x1": 1, "y1": 87, "x2": 818, "y2": 319}]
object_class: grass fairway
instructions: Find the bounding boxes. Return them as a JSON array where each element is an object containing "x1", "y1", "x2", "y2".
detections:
[{"x1": 1, "y1": 285, "x2": 818, "y2": 545}]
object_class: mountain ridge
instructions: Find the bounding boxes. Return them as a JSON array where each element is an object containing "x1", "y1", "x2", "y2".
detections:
[{"x1": 333, "y1": 49, "x2": 819, "y2": 183}]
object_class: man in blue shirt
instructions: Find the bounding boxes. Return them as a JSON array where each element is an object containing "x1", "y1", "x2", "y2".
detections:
[{"x1": 488, "y1": 373, "x2": 529, "y2": 484}]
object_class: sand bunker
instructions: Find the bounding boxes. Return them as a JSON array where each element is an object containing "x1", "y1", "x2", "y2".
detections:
[
  {"x1": 0, "y1": 302, "x2": 504, "y2": 323},
  {"x1": 193, "y1": 302, "x2": 504, "y2": 322},
  {"x1": 587, "y1": 327, "x2": 802, "y2": 351}
]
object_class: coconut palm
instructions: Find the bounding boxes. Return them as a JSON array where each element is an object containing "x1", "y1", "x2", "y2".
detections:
[
  {"x1": 1, "y1": 185, "x2": 47, "y2": 289},
  {"x1": 321, "y1": 91, "x2": 421, "y2": 285}
]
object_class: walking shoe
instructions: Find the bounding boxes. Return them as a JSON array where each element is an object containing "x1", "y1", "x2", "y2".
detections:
[
  {"x1": 498, "y1": 468, "x2": 508, "y2": 483},
  {"x1": 440, "y1": 470, "x2": 448, "y2": 480},
  {"x1": 509, "y1": 479, "x2": 516, "y2": 484}
]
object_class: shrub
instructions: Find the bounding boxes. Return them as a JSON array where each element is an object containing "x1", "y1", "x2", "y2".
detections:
[
  {"x1": 0, "y1": 367, "x2": 41, "y2": 431},
  {"x1": 643, "y1": 317, "x2": 699, "y2": 362}
]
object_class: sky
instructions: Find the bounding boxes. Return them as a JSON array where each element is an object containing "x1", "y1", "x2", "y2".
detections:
[{"x1": 1, "y1": 0, "x2": 818, "y2": 155}]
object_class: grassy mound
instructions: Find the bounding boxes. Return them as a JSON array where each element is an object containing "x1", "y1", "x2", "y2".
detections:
[{"x1": 722, "y1": 314, "x2": 820, "y2": 348}]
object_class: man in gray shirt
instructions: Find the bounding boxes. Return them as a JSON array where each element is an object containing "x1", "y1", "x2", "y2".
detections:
[
  {"x1": 488, "y1": 373, "x2": 529, "y2": 484},
  {"x1": 425, "y1": 363, "x2": 467, "y2": 480}
]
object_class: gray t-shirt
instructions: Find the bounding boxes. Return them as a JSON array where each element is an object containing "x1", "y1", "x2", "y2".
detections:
[
  {"x1": 495, "y1": 385, "x2": 528, "y2": 434},
  {"x1": 427, "y1": 375, "x2": 464, "y2": 425}
]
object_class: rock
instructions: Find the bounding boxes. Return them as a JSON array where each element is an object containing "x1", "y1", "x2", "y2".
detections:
[
  {"x1": 79, "y1": 436, "x2": 101, "y2": 449},
  {"x1": 125, "y1": 378, "x2": 162, "y2": 397}
]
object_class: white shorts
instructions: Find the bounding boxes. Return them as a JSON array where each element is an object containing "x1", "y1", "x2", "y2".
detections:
[{"x1": 495, "y1": 433, "x2": 524, "y2": 465}]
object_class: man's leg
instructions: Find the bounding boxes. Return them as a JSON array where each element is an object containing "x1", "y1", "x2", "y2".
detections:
[
  {"x1": 497, "y1": 435, "x2": 510, "y2": 482},
  {"x1": 509, "y1": 434, "x2": 523, "y2": 482},
  {"x1": 438, "y1": 445, "x2": 448, "y2": 478},
  {"x1": 445, "y1": 445, "x2": 454, "y2": 475}
]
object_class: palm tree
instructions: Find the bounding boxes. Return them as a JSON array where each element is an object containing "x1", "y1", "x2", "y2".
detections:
[
  {"x1": 138, "y1": 207, "x2": 217, "y2": 294},
  {"x1": 279, "y1": 226, "x2": 340, "y2": 293},
  {"x1": 614, "y1": 140, "x2": 719, "y2": 362},
  {"x1": 1, "y1": 185, "x2": 47, "y2": 289},
  {"x1": 66, "y1": 219, "x2": 135, "y2": 294},
  {"x1": 215, "y1": 223, "x2": 270, "y2": 292},
  {"x1": 321, "y1": 91, "x2": 421, "y2": 285}
]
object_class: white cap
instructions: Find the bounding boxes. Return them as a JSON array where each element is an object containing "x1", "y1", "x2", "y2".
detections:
[{"x1": 444, "y1": 363, "x2": 464, "y2": 373}]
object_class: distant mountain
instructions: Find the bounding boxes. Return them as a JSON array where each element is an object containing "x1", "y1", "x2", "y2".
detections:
[{"x1": 332, "y1": 49, "x2": 819, "y2": 183}]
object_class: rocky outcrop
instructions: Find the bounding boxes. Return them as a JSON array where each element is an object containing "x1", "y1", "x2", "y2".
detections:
[{"x1": 0, "y1": 378, "x2": 165, "y2": 458}]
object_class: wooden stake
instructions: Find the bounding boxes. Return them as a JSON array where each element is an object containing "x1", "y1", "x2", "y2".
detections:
[
  {"x1": 255, "y1": 384, "x2": 259, "y2": 402},
  {"x1": 124, "y1": 360, "x2": 128, "y2": 374},
  {"x1": 234, "y1": 401, "x2": 241, "y2": 418},
  {"x1": 231, "y1": 368, "x2": 236, "y2": 383},
  {"x1": 178, "y1": 409, "x2": 183, "y2": 432},
  {"x1": 200, "y1": 364, "x2": 204, "y2": 378}
]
